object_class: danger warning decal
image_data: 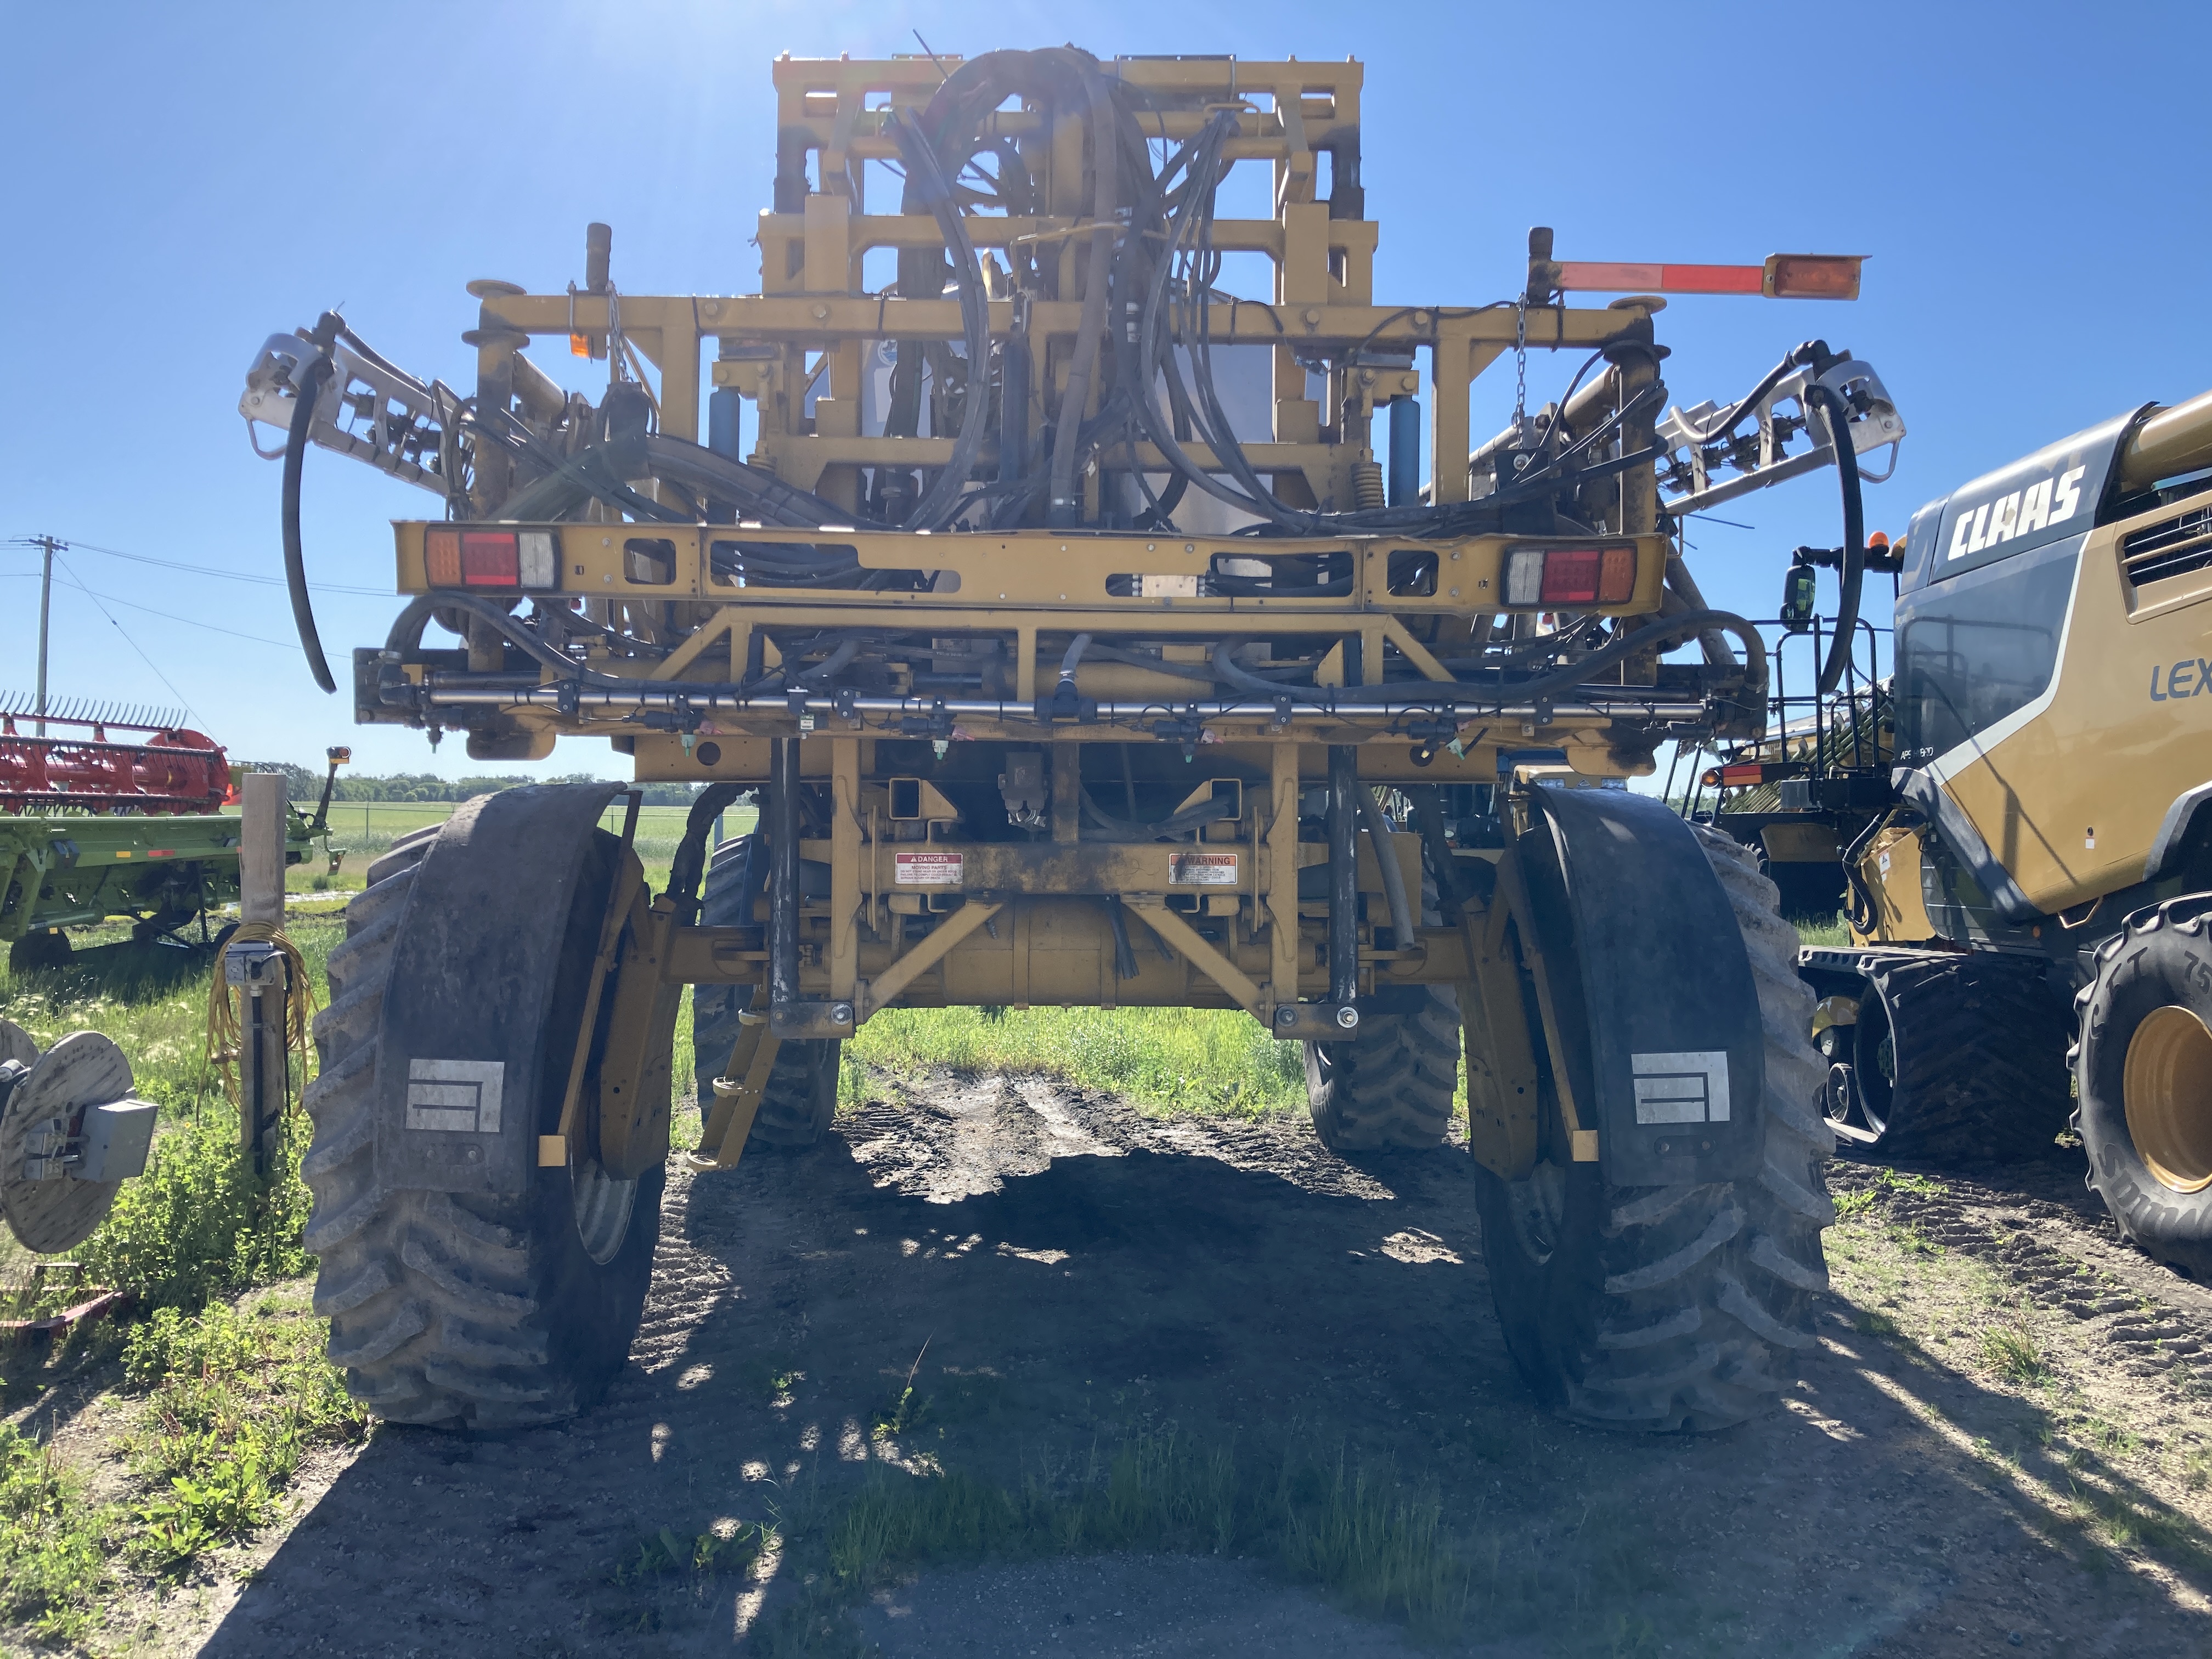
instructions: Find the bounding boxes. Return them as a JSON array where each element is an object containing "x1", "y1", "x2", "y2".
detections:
[
  {"x1": 1168, "y1": 851, "x2": 1238, "y2": 886},
  {"x1": 894, "y1": 850, "x2": 964, "y2": 887}
]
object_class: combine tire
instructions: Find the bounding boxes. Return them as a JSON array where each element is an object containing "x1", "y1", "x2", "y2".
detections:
[
  {"x1": 689, "y1": 835, "x2": 839, "y2": 1149},
  {"x1": 1474, "y1": 824, "x2": 1832, "y2": 1431},
  {"x1": 2074, "y1": 896, "x2": 2212, "y2": 1278},
  {"x1": 302, "y1": 805, "x2": 663, "y2": 1428},
  {"x1": 7, "y1": 930, "x2": 71, "y2": 973},
  {"x1": 1305, "y1": 984, "x2": 1460, "y2": 1150},
  {"x1": 1825, "y1": 955, "x2": 2071, "y2": 1163}
]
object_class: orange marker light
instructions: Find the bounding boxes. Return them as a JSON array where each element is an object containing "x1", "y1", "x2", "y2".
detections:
[
  {"x1": 1598, "y1": 546, "x2": 1636, "y2": 603},
  {"x1": 425, "y1": 526, "x2": 462, "y2": 586},
  {"x1": 1763, "y1": 255, "x2": 1864, "y2": 301}
]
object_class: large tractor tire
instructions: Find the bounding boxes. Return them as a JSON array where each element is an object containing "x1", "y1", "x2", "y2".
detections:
[
  {"x1": 1305, "y1": 984, "x2": 1460, "y2": 1150},
  {"x1": 2073, "y1": 896, "x2": 2212, "y2": 1278},
  {"x1": 1474, "y1": 822, "x2": 1833, "y2": 1431},
  {"x1": 689, "y1": 834, "x2": 839, "y2": 1149},
  {"x1": 7, "y1": 930, "x2": 71, "y2": 974},
  {"x1": 302, "y1": 801, "x2": 664, "y2": 1429},
  {"x1": 1307, "y1": 860, "x2": 1458, "y2": 1152}
]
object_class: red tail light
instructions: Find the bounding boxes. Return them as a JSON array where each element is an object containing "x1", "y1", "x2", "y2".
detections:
[
  {"x1": 1504, "y1": 544, "x2": 1638, "y2": 607},
  {"x1": 1539, "y1": 549, "x2": 1601, "y2": 604},
  {"x1": 461, "y1": 531, "x2": 520, "y2": 587}
]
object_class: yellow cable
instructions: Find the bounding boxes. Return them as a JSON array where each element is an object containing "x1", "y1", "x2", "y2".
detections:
[{"x1": 205, "y1": 923, "x2": 317, "y2": 1105}]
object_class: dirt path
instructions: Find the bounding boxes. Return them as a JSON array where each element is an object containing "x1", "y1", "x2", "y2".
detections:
[{"x1": 96, "y1": 1081, "x2": 2212, "y2": 1656}]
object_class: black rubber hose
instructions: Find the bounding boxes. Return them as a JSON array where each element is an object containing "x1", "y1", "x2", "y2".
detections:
[
  {"x1": 1805, "y1": 381, "x2": 1867, "y2": 695},
  {"x1": 281, "y1": 349, "x2": 340, "y2": 693},
  {"x1": 1839, "y1": 803, "x2": 1910, "y2": 936},
  {"x1": 889, "y1": 112, "x2": 994, "y2": 531},
  {"x1": 1077, "y1": 788, "x2": 1237, "y2": 842},
  {"x1": 768, "y1": 737, "x2": 801, "y2": 1011},
  {"x1": 1207, "y1": 609, "x2": 1768, "y2": 708},
  {"x1": 668, "y1": 782, "x2": 746, "y2": 924},
  {"x1": 1327, "y1": 747, "x2": 1359, "y2": 1006},
  {"x1": 1668, "y1": 341, "x2": 1826, "y2": 446}
]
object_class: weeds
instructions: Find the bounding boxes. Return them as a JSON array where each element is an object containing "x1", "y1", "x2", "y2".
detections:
[
  {"x1": 119, "y1": 1298, "x2": 369, "y2": 1573},
  {"x1": 849, "y1": 1006, "x2": 1318, "y2": 1118},
  {"x1": 0, "y1": 1420, "x2": 114, "y2": 1641},
  {"x1": 612, "y1": 1521, "x2": 769, "y2": 1587},
  {"x1": 1981, "y1": 1314, "x2": 2051, "y2": 1386},
  {"x1": 751, "y1": 1430, "x2": 1474, "y2": 1652}
]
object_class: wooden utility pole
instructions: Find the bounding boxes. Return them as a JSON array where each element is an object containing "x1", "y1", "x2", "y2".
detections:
[{"x1": 234, "y1": 772, "x2": 291, "y2": 1173}]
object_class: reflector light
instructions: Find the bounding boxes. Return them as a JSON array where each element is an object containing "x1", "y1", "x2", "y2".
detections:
[
  {"x1": 1598, "y1": 545, "x2": 1636, "y2": 603},
  {"x1": 1504, "y1": 544, "x2": 1639, "y2": 607},
  {"x1": 1764, "y1": 255, "x2": 1864, "y2": 301},
  {"x1": 1504, "y1": 548, "x2": 1545, "y2": 606},
  {"x1": 461, "y1": 531, "x2": 520, "y2": 587},
  {"x1": 1553, "y1": 255, "x2": 1864, "y2": 302},
  {"x1": 425, "y1": 527, "x2": 462, "y2": 586},
  {"x1": 517, "y1": 529, "x2": 559, "y2": 590},
  {"x1": 1556, "y1": 261, "x2": 1763, "y2": 296},
  {"x1": 1539, "y1": 549, "x2": 1603, "y2": 605}
]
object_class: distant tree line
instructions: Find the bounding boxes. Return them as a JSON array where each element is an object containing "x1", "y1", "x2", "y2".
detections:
[{"x1": 239, "y1": 763, "x2": 709, "y2": 807}]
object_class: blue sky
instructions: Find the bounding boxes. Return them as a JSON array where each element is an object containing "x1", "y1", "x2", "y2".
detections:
[{"x1": 4, "y1": 1, "x2": 2206, "y2": 778}]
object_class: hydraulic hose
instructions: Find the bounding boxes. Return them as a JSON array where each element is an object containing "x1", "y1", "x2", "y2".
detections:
[
  {"x1": 1358, "y1": 787, "x2": 1417, "y2": 951},
  {"x1": 281, "y1": 322, "x2": 342, "y2": 694},
  {"x1": 889, "y1": 112, "x2": 994, "y2": 531},
  {"x1": 1667, "y1": 340, "x2": 1827, "y2": 447},
  {"x1": 1805, "y1": 381, "x2": 1867, "y2": 695},
  {"x1": 1208, "y1": 609, "x2": 1767, "y2": 708},
  {"x1": 1078, "y1": 788, "x2": 1237, "y2": 842},
  {"x1": 1046, "y1": 73, "x2": 1121, "y2": 526}
]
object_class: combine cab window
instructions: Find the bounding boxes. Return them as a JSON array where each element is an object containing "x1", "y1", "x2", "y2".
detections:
[{"x1": 1894, "y1": 535, "x2": 2080, "y2": 767}]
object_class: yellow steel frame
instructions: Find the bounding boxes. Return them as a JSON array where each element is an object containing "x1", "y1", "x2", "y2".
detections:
[{"x1": 398, "y1": 55, "x2": 1734, "y2": 1178}]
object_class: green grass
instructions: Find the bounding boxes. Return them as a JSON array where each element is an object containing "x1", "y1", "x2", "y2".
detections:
[
  {"x1": 0, "y1": 1419, "x2": 112, "y2": 1641},
  {"x1": 744, "y1": 1432, "x2": 1470, "y2": 1653},
  {"x1": 1, "y1": 929, "x2": 373, "y2": 1630},
  {"x1": 1793, "y1": 911, "x2": 1852, "y2": 946},
  {"x1": 294, "y1": 800, "x2": 753, "y2": 895},
  {"x1": 120, "y1": 1291, "x2": 370, "y2": 1573},
  {"x1": 848, "y1": 1006, "x2": 1317, "y2": 1118}
]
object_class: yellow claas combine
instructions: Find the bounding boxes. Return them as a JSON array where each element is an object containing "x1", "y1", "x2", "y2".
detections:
[
  {"x1": 1801, "y1": 387, "x2": 2212, "y2": 1277},
  {"x1": 243, "y1": 49, "x2": 1906, "y2": 1431}
]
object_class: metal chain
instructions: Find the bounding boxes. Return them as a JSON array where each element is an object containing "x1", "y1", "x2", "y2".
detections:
[{"x1": 1513, "y1": 298, "x2": 1528, "y2": 431}]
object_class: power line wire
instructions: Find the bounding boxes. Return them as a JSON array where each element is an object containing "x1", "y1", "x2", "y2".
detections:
[
  {"x1": 0, "y1": 573, "x2": 302, "y2": 650},
  {"x1": 3, "y1": 534, "x2": 388, "y2": 596},
  {"x1": 49, "y1": 552, "x2": 204, "y2": 726}
]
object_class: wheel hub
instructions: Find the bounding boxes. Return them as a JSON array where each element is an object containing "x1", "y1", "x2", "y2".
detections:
[{"x1": 2123, "y1": 1005, "x2": 2212, "y2": 1193}]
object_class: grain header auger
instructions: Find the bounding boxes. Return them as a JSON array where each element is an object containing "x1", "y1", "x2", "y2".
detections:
[{"x1": 243, "y1": 49, "x2": 1903, "y2": 1432}]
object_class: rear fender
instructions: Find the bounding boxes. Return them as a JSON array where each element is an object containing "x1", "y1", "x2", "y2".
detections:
[
  {"x1": 1526, "y1": 785, "x2": 1767, "y2": 1186},
  {"x1": 374, "y1": 783, "x2": 623, "y2": 1196}
]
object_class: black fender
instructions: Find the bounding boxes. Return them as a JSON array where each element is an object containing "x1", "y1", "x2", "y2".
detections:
[
  {"x1": 374, "y1": 782, "x2": 624, "y2": 1196},
  {"x1": 1526, "y1": 785, "x2": 1766, "y2": 1187}
]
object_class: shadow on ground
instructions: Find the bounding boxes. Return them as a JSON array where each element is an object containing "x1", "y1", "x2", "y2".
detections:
[{"x1": 188, "y1": 1081, "x2": 2212, "y2": 1658}]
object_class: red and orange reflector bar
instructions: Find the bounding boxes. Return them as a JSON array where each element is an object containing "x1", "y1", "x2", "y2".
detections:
[
  {"x1": 425, "y1": 527, "x2": 561, "y2": 590},
  {"x1": 1555, "y1": 254, "x2": 1864, "y2": 302},
  {"x1": 1503, "y1": 544, "x2": 1637, "y2": 608}
]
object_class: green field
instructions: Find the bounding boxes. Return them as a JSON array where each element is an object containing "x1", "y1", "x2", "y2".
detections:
[{"x1": 292, "y1": 799, "x2": 758, "y2": 895}]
